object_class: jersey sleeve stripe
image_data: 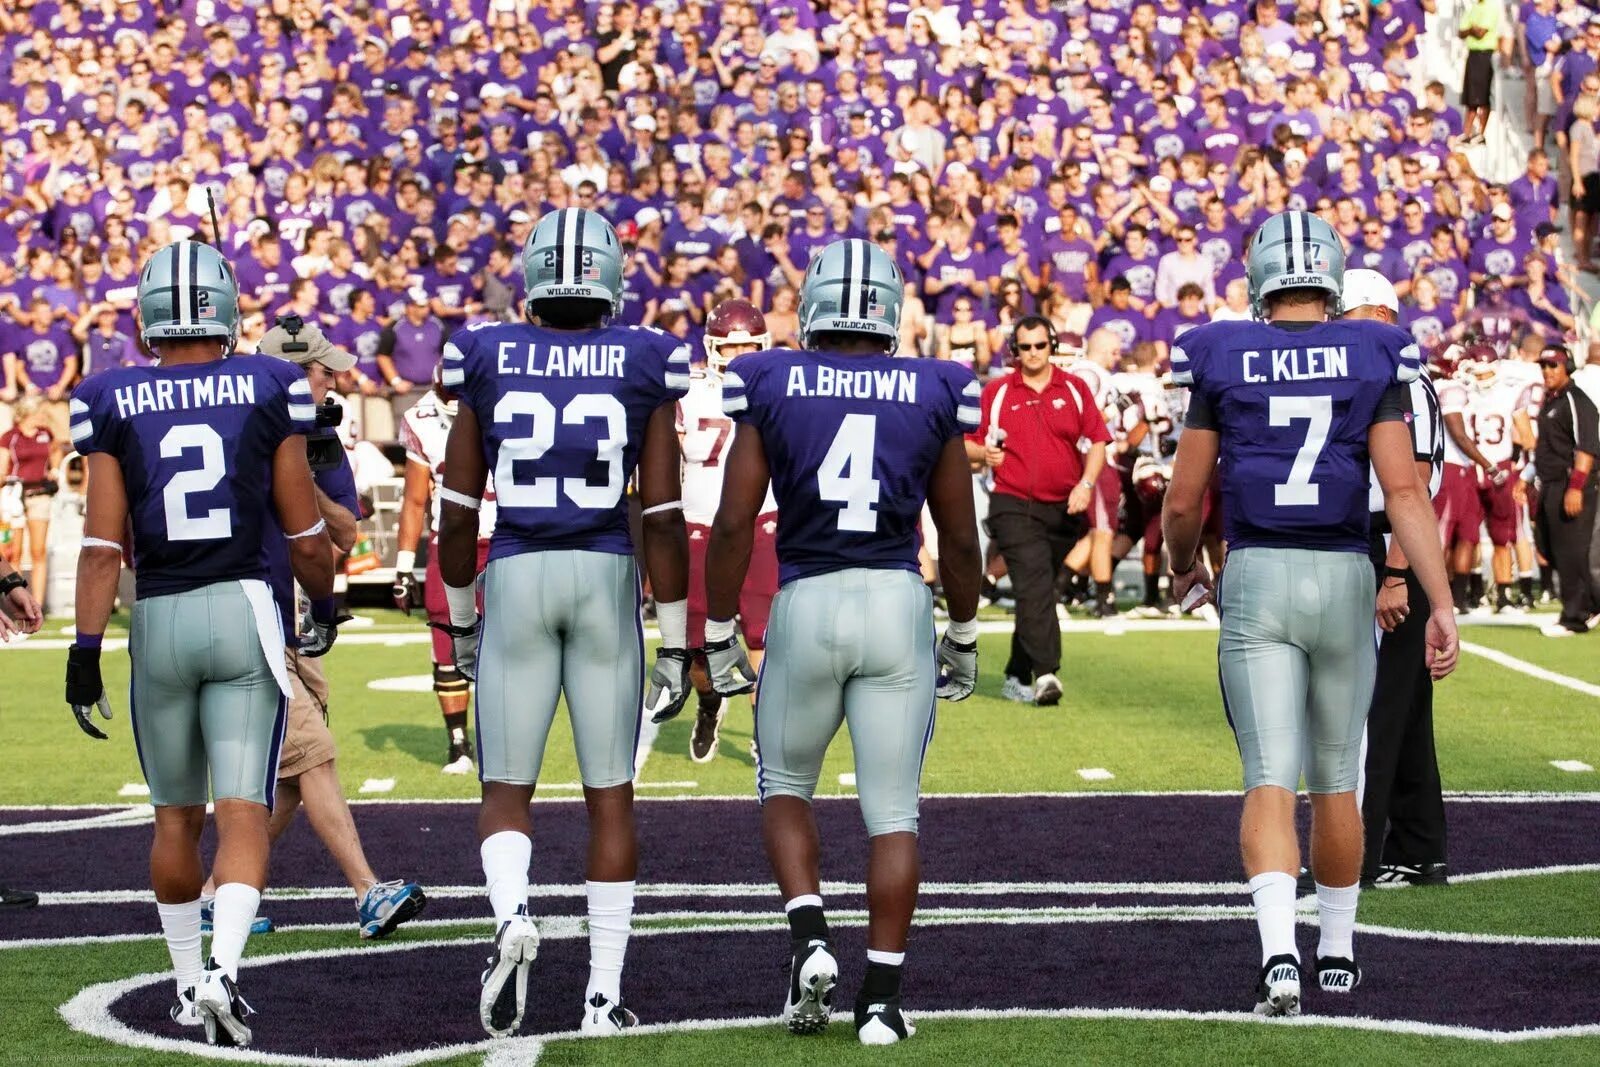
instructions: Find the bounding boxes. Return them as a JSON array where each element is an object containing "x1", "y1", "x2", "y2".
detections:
[
  {"x1": 69, "y1": 420, "x2": 93, "y2": 444},
  {"x1": 442, "y1": 342, "x2": 465, "y2": 363},
  {"x1": 957, "y1": 404, "x2": 981, "y2": 430},
  {"x1": 667, "y1": 344, "x2": 691, "y2": 367},
  {"x1": 1171, "y1": 369, "x2": 1193, "y2": 385},
  {"x1": 1396, "y1": 342, "x2": 1423, "y2": 383},
  {"x1": 722, "y1": 394, "x2": 749, "y2": 414},
  {"x1": 961, "y1": 379, "x2": 982, "y2": 399},
  {"x1": 288, "y1": 403, "x2": 316, "y2": 421},
  {"x1": 665, "y1": 372, "x2": 692, "y2": 389},
  {"x1": 69, "y1": 398, "x2": 89, "y2": 415},
  {"x1": 288, "y1": 379, "x2": 313, "y2": 397},
  {"x1": 441, "y1": 367, "x2": 465, "y2": 387}
]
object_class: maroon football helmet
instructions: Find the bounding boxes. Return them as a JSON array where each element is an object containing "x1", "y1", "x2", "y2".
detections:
[
  {"x1": 1131, "y1": 456, "x2": 1169, "y2": 505},
  {"x1": 703, "y1": 298, "x2": 771, "y2": 372}
]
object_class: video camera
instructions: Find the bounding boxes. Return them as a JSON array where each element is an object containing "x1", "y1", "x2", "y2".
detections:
[{"x1": 277, "y1": 313, "x2": 346, "y2": 472}]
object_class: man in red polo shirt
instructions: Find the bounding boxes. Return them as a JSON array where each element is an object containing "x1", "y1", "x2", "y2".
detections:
[{"x1": 966, "y1": 316, "x2": 1110, "y2": 705}]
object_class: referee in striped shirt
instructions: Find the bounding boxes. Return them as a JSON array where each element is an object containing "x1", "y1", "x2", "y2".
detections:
[{"x1": 1343, "y1": 270, "x2": 1451, "y2": 889}]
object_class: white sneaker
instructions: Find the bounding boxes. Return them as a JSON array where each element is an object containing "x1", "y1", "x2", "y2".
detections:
[
  {"x1": 479, "y1": 907, "x2": 540, "y2": 1037},
  {"x1": 194, "y1": 959, "x2": 253, "y2": 1047},
  {"x1": 580, "y1": 992, "x2": 638, "y2": 1035},
  {"x1": 782, "y1": 939, "x2": 838, "y2": 1035},
  {"x1": 1542, "y1": 622, "x2": 1578, "y2": 638},
  {"x1": 1001, "y1": 677, "x2": 1034, "y2": 704},
  {"x1": 1033, "y1": 673, "x2": 1062, "y2": 706}
]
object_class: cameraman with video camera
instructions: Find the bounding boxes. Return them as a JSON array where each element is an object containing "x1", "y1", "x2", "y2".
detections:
[{"x1": 206, "y1": 316, "x2": 425, "y2": 937}]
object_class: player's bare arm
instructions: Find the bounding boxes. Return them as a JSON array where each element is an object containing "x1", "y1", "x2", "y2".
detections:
[
  {"x1": 271, "y1": 434, "x2": 336, "y2": 602},
  {"x1": 437, "y1": 402, "x2": 488, "y2": 591},
  {"x1": 392, "y1": 458, "x2": 432, "y2": 611},
  {"x1": 702, "y1": 422, "x2": 767, "y2": 695},
  {"x1": 638, "y1": 402, "x2": 689, "y2": 608},
  {"x1": 1377, "y1": 457, "x2": 1435, "y2": 633},
  {"x1": 927, "y1": 436, "x2": 982, "y2": 624},
  {"x1": 73, "y1": 452, "x2": 128, "y2": 646},
  {"x1": 314, "y1": 486, "x2": 359, "y2": 554},
  {"x1": 1443, "y1": 410, "x2": 1495, "y2": 471},
  {"x1": 1162, "y1": 426, "x2": 1220, "y2": 609},
  {"x1": 1372, "y1": 420, "x2": 1458, "y2": 678}
]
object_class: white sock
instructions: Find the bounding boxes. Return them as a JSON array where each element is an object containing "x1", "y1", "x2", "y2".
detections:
[
  {"x1": 866, "y1": 949, "x2": 905, "y2": 967},
  {"x1": 1247, "y1": 871, "x2": 1299, "y2": 965},
  {"x1": 784, "y1": 894, "x2": 823, "y2": 913},
  {"x1": 1315, "y1": 882, "x2": 1361, "y2": 960},
  {"x1": 480, "y1": 831, "x2": 532, "y2": 925},
  {"x1": 585, "y1": 880, "x2": 635, "y2": 1004},
  {"x1": 208, "y1": 883, "x2": 262, "y2": 981},
  {"x1": 156, "y1": 899, "x2": 204, "y2": 996}
]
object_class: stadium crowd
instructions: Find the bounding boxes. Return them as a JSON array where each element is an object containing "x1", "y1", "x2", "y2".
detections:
[{"x1": 2, "y1": 0, "x2": 1598, "y2": 624}]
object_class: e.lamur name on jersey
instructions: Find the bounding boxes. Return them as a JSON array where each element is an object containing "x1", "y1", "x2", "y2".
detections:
[
  {"x1": 1241, "y1": 346, "x2": 1351, "y2": 383},
  {"x1": 493, "y1": 340, "x2": 628, "y2": 378},
  {"x1": 785, "y1": 364, "x2": 920, "y2": 403},
  {"x1": 113, "y1": 373, "x2": 257, "y2": 418}
]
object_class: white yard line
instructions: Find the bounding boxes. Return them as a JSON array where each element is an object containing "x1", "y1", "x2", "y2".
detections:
[{"x1": 1460, "y1": 640, "x2": 1600, "y2": 699}]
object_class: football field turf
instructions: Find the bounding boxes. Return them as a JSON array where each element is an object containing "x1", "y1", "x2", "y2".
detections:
[{"x1": 2, "y1": 610, "x2": 1597, "y2": 1065}]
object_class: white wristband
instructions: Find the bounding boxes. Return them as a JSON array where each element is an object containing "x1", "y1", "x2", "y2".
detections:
[
  {"x1": 444, "y1": 581, "x2": 477, "y2": 628},
  {"x1": 641, "y1": 499, "x2": 682, "y2": 516},
  {"x1": 82, "y1": 536, "x2": 123, "y2": 551},
  {"x1": 655, "y1": 598, "x2": 687, "y2": 648},
  {"x1": 286, "y1": 518, "x2": 326, "y2": 540},
  {"x1": 439, "y1": 487, "x2": 481, "y2": 510},
  {"x1": 394, "y1": 549, "x2": 416, "y2": 573},
  {"x1": 704, "y1": 617, "x2": 736, "y2": 643},
  {"x1": 945, "y1": 618, "x2": 979, "y2": 644}
]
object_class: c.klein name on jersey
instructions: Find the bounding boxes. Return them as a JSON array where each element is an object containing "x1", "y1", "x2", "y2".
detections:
[
  {"x1": 494, "y1": 340, "x2": 627, "y2": 377},
  {"x1": 785, "y1": 364, "x2": 919, "y2": 402},
  {"x1": 113, "y1": 373, "x2": 257, "y2": 418},
  {"x1": 1240, "y1": 346, "x2": 1350, "y2": 383}
]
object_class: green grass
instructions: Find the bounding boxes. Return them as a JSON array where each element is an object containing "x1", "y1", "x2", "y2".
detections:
[
  {"x1": 5, "y1": 619, "x2": 1597, "y2": 803},
  {"x1": 3, "y1": 612, "x2": 1598, "y2": 1064},
  {"x1": 1456, "y1": 622, "x2": 1600, "y2": 687}
]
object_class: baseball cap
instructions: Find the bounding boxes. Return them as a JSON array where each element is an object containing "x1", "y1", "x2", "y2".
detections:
[
  {"x1": 1492, "y1": 203, "x2": 1513, "y2": 221},
  {"x1": 406, "y1": 286, "x2": 430, "y2": 305},
  {"x1": 507, "y1": 209, "x2": 532, "y2": 224},
  {"x1": 1366, "y1": 73, "x2": 1390, "y2": 92},
  {"x1": 1148, "y1": 175, "x2": 1172, "y2": 192},
  {"x1": 258, "y1": 320, "x2": 357, "y2": 372},
  {"x1": 1283, "y1": 148, "x2": 1307, "y2": 166},
  {"x1": 1536, "y1": 221, "x2": 1560, "y2": 238},
  {"x1": 400, "y1": 129, "x2": 420, "y2": 145},
  {"x1": 631, "y1": 114, "x2": 657, "y2": 131},
  {"x1": 1340, "y1": 268, "x2": 1399, "y2": 314},
  {"x1": 635, "y1": 207, "x2": 662, "y2": 227},
  {"x1": 479, "y1": 83, "x2": 507, "y2": 99}
]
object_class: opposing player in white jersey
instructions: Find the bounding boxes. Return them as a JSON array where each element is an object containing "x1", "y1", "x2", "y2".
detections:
[
  {"x1": 1063, "y1": 329, "x2": 1125, "y2": 617},
  {"x1": 394, "y1": 371, "x2": 498, "y2": 772},
  {"x1": 1465, "y1": 357, "x2": 1538, "y2": 612},
  {"x1": 1431, "y1": 345, "x2": 1499, "y2": 612},
  {"x1": 675, "y1": 299, "x2": 780, "y2": 762}
]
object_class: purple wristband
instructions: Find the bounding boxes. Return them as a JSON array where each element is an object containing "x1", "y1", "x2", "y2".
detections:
[
  {"x1": 75, "y1": 632, "x2": 103, "y2": 650},
  {"x1": 310, "y1": 597, "x2": 336, "y2": 624}
]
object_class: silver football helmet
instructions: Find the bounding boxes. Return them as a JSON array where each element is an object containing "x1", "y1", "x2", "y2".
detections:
[
  {"x1": 1247, "y1": 210, "x2": 1345, "y2": 319},
  {"x1": 137, "y1": 240, "x2": 240, "y2": 351},
  {"x1": 523, "y1": 208, "x2": 625, "y2": 318},
  {"x1": 798, "y1": 238, "x2": 903, "y2": 349}
]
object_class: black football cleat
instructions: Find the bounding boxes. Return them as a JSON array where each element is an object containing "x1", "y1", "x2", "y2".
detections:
[
  {"x1": 1316, "y1": 956, "x2": 1361, "y2": 994},
  {"x1": 1372, "y1": 862, "x2": 1449, "y2": 887},
  {"x1": 1253, "y1": 954, "x2": 1301, "y2": 1017}
]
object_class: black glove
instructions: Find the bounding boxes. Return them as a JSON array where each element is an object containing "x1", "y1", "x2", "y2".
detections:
[
  {"x1": 66, "y1": 644, "x2": 113, "y2": 740},
  {"x1": 429, "y1": 618, "x2": 481, "y2": 681},
  {"x1": 392, "y1": 571, "x2": 417, "y2": 614},
  {"x1": 299, "y1": 600, "x2": 352, "y2": 658},
  {"x1": 644, "y1": 647, "x2": 692, "y2": 723}
]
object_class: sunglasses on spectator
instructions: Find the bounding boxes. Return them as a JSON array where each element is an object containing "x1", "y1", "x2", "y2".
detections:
[
  {"x1": 1014, "y1": 340, "x2": 1052, "y2": 352},
  {"x1": 955, "y1": 304, "x2": 973, "y2": 313},
  {"x1": 1364, "y1": 227, "x2": 1382, "y2": 235}
]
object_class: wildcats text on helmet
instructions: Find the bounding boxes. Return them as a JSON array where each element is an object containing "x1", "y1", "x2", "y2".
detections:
[{"x1": 1241, "y1": 346, "x2": 1350, "y2": 383}]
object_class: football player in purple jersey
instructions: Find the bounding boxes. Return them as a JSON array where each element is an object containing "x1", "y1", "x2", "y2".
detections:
[
  {"x1": 705, "y1": 238, "x2": 984, "y2": 1046},
  {"x1": 435, "y1": 209, "x2": 692, "y2": 1039},
  {"x1": 67, "y1": 240, "x2": 339, "y2": 1047},
  {"x1": 1163, "y1": 212, "x2": 1459, "y2": 1017}
]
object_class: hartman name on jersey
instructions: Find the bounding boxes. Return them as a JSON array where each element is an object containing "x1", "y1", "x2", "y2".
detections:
[{"x1": 109, "y1": 372, "x2": 259, "y2": 417}]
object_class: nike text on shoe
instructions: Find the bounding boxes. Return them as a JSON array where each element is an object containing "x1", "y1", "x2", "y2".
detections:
[
  {"x1": 855, "y1": 996, "x2": 916, "y2": 1045},
  {"x1": 1316, "y1": 956, "x2": 1361, "y2": 994},
  {"x1": 690, "y1": 697, "x2": 724, "y2": 763},
  {"x1": 479, "y1": 906, "x2": 540, "y2": 1038},
  {"x1": 169, "y1": 987, "x2": 201, "y2": 1027},
  {"x1": 1253, "y1": 954, "x2": 1301, "y2": 1017},
  {"x1": 1001, "y1": 676, "x2": 1035, "y2": 704},
  {"x1": 782, "y1": 938, "x2": 838, "y2": 1035},
  {"x1": 1033, "y1": 673, "x2": 1063, "y2": 706},
  {"x1": 580, "y1": 992, "x2": 639, "y2": 1035},
  {"x1": 194, "y1": 958, "x2": 254, "y2": 1047},
  {"x1": 358, "y1": 879, "x2": 428, "y2": 939}
]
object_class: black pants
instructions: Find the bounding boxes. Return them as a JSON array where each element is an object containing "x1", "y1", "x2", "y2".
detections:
[
  {"x1": 1537, "y1": 483, "x2": 1599, "y2": 630},
  {"x1": 1361, "y1": 536, "x2": 1446, "y2": 877},
  {"x1": 988, "y1": 493, "x2": 1085, "y2": 683}
]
